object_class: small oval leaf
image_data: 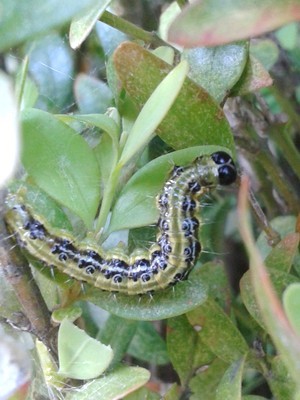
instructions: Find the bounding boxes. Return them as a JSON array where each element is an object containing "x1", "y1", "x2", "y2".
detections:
[
  {"x1": 69, "y1": 0, "x2": 112, "y2": 49},
  {"x1": 187, "y1": 299, "x2": 249, "y2": 363},
  {"x1": 65, "y1": 365, "x2": 150, "y2": 400},
  {"x1": 216, "y1": 357, "x2": 246, "y2": 400},
  {"x1": 182, "y1": 42, "x2": 248, "y2": 103},
  {"x1": 82, "y1": 265, "x2": 208, "y2": 321},
  {"x1": 119, "y1": 60, "x2": 189, "y2": 166},
  {"x1": 58, "y1": 319, "x2": 113, "y2": 380},
  {"x1": 21, "y1": 108, "x2": 101, "y2": 228},
  {"x1": 113, "y1": 42, "x2": 235, "y2": 152},
  {"x1": 0, "y1": 0, "x2": 99, "y2": 52}
]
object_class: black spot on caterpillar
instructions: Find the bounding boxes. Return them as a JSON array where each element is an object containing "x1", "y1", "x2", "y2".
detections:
[{"x1": 4, "y1": 151, "x2": 237, "y2": 295}]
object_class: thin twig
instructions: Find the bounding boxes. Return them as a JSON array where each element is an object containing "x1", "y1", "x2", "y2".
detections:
[{"x1": 100, "y1": 10, "x2": 169, "y2": 49}]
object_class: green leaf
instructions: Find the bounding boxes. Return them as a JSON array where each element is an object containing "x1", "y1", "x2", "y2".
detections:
[
  {"x1": 74, "y1": 74, "x2": 113, "y2": 114},
  {"x1": 98, "y1": 315, "x2": 138, "y2": 367},
  {"x1": 109, "y1": 145, "x2": 233, "y2": 233},
  {"x1": 0, "y1": 0, "x2": 99, "y2": 51},
  {"x1": 182, "y1": 42, "x2": 248, "y2": 103},
  {"x1": 189, "y1": 358, "x2": 228, "y2": 400},
  {"x1": 128, "y1": 322, "x2": 169, "y2": 365},
  {"x1": 162, "y1": 383, "x2": 180, "y2": 400},
  {"x1": 21, "y1": 108, "x2": 101, "y2": 228},
  {"x1": 193, "y1": 261, "x2": 231, "y2": 310},
  {"x1": 113, "y1": 42, "x2": 235, "y2": 152},
  {"x1": 52, "y1": 305, "x2": 82, "y2": 323},
  {"x1": 168, "y1": 0, "x2": 300, "y2": 47},
  {"x1": 216, "y1": 356, "x2": 246, "y2": 400},
  {"x1": 82, "y1": 265, "x2": 208, "y2": 321},
  {"x1": 283, "y1": 283, "x2": 300, "y2": 337},
  {"x1": 95, "y1": 21, "x2": 128, "y2": 57},
  {"x1": 58, "y1": 113, "x2": 120, "y2": 146},
  {"x1": 167, "y1": 315, "x2": 210, "y2": 385},
  {"x1": 58, "y1": 319, "x2": 113, "y2": 379},
  {"x1": 266, "y1": 355, "x2": 297, "y2": 400},
  {"x1": 158, "y1": 2, "x2": 181, "y2": 42},
  {"x1": 118, "y1": 59, "x2": 189, "y2": 167},
  {"x1": 264, "y1": 233, "x2": 300, "y2": 272},
  {"x1": 187, "y1": 298, "x2": 249, "y2": 363},
  {"x1": 20, "y1": 77, "x2": 39, "y2": 110},
  {"x1": 152, "y1": 46, "x2": 175, "y2": 65},
  {"x1": 15, "y1": 57, "x2": 38, "y2": 110},
  {"x1": 65, "y1": 365, "x2": 150, "y2": 400},
  {"x1": 94, "y1": 136, "x2": 118, "y2": 189},
  {"x1": 59, "y1": 113, "x2": 120, "y2": 187},
  {"x1": 250, "y1": 39, "x2": 280, "y2": 70},
  {"x1": 240, "y1": 268, "x2": 299, "y2": 329},
  {"x1": 256, "y1": 215, "x2": 297, "y2": 259},
  {"x1": 69, "y1": 0, "x2": 112, "y2": 49},
  {"x1": 27, "y1": 34, "x2": 75, "y2": 112},
  {"x1": 275, "y1": 22, "x2": 299, "y2": 50},
  {"x1": 36, "y1": 339, "x2": 66, "y2": 389},
  {"x1": 124, "y1": 387, "x2": 160, "y2": 400}
]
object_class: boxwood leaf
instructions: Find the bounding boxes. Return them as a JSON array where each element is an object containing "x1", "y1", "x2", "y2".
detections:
[
  {"x1": 21, "y1": 108, "x2": 101, "y2": 228},
  {"x1": 118, "y1": 59, "x2": 189, "y2": 167},
  {"x1": 113, "y1": 42, "x2": 235, "y2": 153},
  {"x1": 65, "y1": 365, "x2": 150, "y2": 400},
  {"x1": 58, "y1": 319, "x2": 113, "y2": 380},
  {"x1": 187, "y1": 298, "x2": 248, "y2": 363},
  {"x1": 0, "y1": 0, "x2": 99, "y2": 51},
  {"x1": 69, "y1": 0, "x2": 112, "y2": 49},
  {"x1": 82, "y1": 264, "x2": 208, "y2": 321},
  {"x1": 216, "y1": 356, "x2": 246, "y2": 400},
  {"x1": 264, "y1": 232, "x2": 299, "y2": 273},
  {"x1": 182, "y1": 42, "x2": 248, "y2": 103}
]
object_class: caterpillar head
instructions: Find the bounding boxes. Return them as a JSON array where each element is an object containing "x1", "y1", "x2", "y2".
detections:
[
  {"x1": 193, "y1": 151, "x2": 237, "y2": 187},
  {"x1": 211, "y1": 151, "x2": 237, "y2": 185}
]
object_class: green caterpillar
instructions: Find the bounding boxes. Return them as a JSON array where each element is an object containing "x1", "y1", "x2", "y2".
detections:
[{"x1": 4, "y1": 151, "x2": 237, "y2": 295}]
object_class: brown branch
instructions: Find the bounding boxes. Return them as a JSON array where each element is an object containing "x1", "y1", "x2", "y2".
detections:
[{"x1": 0, "y1": 221, "x2": 58, "y2": 360}]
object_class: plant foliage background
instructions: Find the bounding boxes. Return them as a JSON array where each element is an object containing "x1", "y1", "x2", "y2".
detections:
[{"x1": 0, "y1": 0, "x2": 299, "y2": 399}]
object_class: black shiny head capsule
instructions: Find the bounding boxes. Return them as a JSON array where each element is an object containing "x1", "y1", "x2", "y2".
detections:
[
  {"x1": 211, "y1": 151, "x2": 237, "y2": 185},
  {"x1": 218, "y1": 164, "x2": 237, "y2": 185},
  {"x1": 211, "y1": 151, "x2": 232, "y2": 165}
]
